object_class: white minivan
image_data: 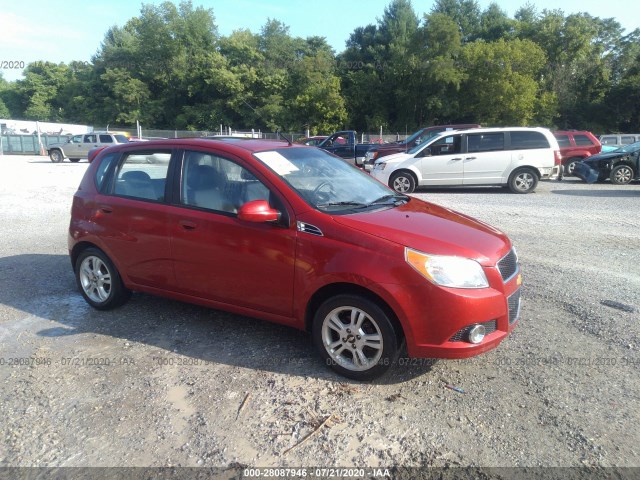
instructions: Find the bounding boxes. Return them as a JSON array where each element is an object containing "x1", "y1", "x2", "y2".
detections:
[{"x1": 371, "y1": 127, "x2": 561, "y2": 194}]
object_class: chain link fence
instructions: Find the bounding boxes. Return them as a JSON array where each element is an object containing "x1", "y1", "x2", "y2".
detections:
[{"x1": 1, "y1": 129, "x2": 408, "y2": 155}]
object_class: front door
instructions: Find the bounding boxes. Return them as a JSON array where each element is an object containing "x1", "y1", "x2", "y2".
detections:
[
  {"x1": 169, "y1": 150, "x2": 297, "y2": 318},
  {"x1": 418, "y1": 134, "x2": 464, "y2": 185}
]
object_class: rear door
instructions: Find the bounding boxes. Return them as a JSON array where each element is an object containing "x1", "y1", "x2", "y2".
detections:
[
  {"x1": 94, "y1": 149, "x2": 174, "y2": 288},
  {"x1": 462, "y1": 132, "x2": 510, "y2": 184}
]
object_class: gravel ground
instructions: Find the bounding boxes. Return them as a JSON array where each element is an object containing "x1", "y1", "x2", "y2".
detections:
[{"x1": 0, "y1": 155, "x2": 639, "y2": 474}]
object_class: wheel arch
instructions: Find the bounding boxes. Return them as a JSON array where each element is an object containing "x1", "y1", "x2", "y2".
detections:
[
  {"x1": 389, "y1": 167, "x2": 419, "y2": 189},
  {"x1": 304, "y1": 283, "x2": 404, "y2": 345}
]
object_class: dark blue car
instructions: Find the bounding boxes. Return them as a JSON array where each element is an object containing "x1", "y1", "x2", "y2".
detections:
[{"x1": 574, "y1": 141, "x2": 640, "y2": 184}]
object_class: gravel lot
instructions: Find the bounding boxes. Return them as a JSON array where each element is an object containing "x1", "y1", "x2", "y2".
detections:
[{"x1": 0, "y1": 155, "x2": 639, "y2": 474}]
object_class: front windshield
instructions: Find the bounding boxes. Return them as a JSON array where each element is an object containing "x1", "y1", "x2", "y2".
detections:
[
  {"x1": 615, "y1": 140, "x2": 640, "y2": 153},
  {"x1": 254, "y1": 148, "x2": 407, "y2": 212}
]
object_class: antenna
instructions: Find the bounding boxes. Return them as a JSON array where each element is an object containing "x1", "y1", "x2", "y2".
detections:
[{"x1": 276, "y1": 130, "x2": 292, "y2": 146}]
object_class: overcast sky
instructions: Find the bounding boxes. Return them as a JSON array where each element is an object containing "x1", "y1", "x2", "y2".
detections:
[{"x1": 1, "y1": 0, "x2": 638, "y2": 82}]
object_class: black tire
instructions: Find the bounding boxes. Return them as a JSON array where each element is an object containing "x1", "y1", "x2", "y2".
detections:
[
  {"x1": 49, "y1": 149, "x2": 64, "y2": 163},
  {"x1": 312, "y1": 294, "x2": 399, "y2": 381},
  {"x1": 75, "y1": 247, "x2": 131, "y2": 310},
  {"x1": 69, "y1": 158, "x2": 81, "y2": 163},
  {"x1": 564, "y1": 158, "x2": 581, "y2": 176},
  {"x1": 508, "y1": 168, "x2": 539, "y2": 194},
  {"x1": 610, "y1": 164, "x2": 634, "y2": 185},
  {"x1": 389, "y1": 171, "x2": 416, "y2": 194}
]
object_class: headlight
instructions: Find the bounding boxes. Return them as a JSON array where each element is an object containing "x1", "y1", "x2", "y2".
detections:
[
  {"x1": 374, "y1": 162, "x2": 387, "y2": 170},
  {"x1": 405, "y1": 248, "x2": 489, "y2": 289}
]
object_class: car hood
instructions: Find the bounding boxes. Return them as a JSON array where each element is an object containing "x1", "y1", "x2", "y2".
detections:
[
  {"x1": 373, "y1": 142, "x2": 409, "y2": 153},
  {"x1": 332, "y1": 199, "x2": 510, "y2": 265},
  {"x1": 583, "y1": 151, "x2": 624, "y2": 164},
  {"x1": 378, "y1": 152, "x2": 414, "y2": 164}
]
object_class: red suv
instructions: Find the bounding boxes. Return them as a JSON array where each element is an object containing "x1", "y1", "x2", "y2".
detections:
[
  {"x1": 552, "y1": 131, "x2": 601, "y2": 176},
  {"x1": 69, "y1": 138, "x2": 521, "y2": 380}
]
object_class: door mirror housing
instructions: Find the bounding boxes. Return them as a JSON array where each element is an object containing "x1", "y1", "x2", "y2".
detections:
[{"x1": 237, "y1": 200, "x2": 280, "y2": 223}]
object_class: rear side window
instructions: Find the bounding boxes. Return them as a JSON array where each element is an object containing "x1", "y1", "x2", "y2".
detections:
[
  {"x1": 574, "y1": 134, "x2": 594, "y2": 146},
  {"x1": 554, "y1": 135, "x2": 571, "y2": 147},
  {"x1": 510, "y1": 131, "x2": 550, "y2": 149},
  {"x1": 467, "y1": 133, "x2": 504, "y2": 152},
  {"x1": 621, "y1": 136, "x2": 635, "y2": 144},
  {"x1": 113, "y1": 151, "x2": 171, "y2": 201},
  {"x1": 99, "y1": 135, "x2": 113, "y2": 143}
]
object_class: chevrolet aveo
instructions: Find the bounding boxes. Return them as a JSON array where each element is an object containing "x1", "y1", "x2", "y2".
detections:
[{"x1": 69, "y1": 138, "x2": 522, "y2": 380}]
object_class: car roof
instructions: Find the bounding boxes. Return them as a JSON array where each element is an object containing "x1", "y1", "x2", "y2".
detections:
[{"x1": 99, "y1": 137, "x2": 304, "y2": 155}]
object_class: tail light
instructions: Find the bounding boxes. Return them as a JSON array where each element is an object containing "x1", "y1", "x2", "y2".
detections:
[{"x1": 554, "y1": 150, "x2": 562, "y2": 165}]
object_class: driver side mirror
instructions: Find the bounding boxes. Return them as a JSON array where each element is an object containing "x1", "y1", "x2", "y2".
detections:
[{"x1": 237, "y1": 200, "x2": 280, "y2": 223}]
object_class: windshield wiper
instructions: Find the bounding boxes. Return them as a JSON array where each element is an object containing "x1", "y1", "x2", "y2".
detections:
[
  {"x1": 368, "y1": 194, "x2": 409, "y2": 206},
  {"x1": 317, "y1": 201, "x2": 368, "y2": 209}
]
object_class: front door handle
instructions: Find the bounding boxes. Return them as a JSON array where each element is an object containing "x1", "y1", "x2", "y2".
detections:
[
  {"x1": 451, "y1": 157, "x2": 462, "y2": 161},
  {"x1": 465, "y1": 156, "x2": 477, "y2": 160}
]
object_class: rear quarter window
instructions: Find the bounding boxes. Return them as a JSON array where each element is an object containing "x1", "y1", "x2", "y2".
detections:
[
  {"x1": 95, "y1": 153, "x2": 120, "y2": 194},
  {"x1": 510, "y1": 131, "x2": 550, "y2": 150},
  {"x1": 574, "y1": 134, "x2": 595, "y2": 146}
]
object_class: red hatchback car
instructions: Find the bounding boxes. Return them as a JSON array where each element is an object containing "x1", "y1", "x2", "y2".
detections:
[{"x1": 69, "y1": 138, "x2": 521, "y2": 380}]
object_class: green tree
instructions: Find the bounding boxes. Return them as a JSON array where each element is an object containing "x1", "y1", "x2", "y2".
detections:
[{"x1": 459, "y1": 39, "x2": 549, "y2": 125}]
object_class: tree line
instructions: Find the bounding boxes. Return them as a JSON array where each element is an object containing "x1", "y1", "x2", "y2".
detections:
[{"x1": 0, "y1": 0, "x2": 639, "y2": 135}]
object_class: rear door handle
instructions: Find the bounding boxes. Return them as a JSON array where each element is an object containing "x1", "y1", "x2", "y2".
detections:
[
  {"x1": 98, "y1": 204, "x2": 113, "y2": 214},
  {"x1": 179, "y1": 220, "x2": 197, "y2": 230},
  {"x1": 451, "y1": 157, "x2": 462, "y2": 161}
]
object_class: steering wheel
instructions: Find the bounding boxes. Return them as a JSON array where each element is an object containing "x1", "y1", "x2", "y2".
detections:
[{"x1": 312, "y1": 181, "x2": 335, "y2": 204}]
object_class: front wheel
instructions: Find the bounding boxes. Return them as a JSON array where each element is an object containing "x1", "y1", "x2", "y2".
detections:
[
  {"x1": 389, "y1": 171, "x2": 416, "y2": 194},
  {"x1": 610, "y1": 165, "x2": 634, "y2": 185},
  {"x1": 312, "y1": 295, "x2": 399, "y2": 380},
  {"x1": 49, "y1": 150, "x2": 64, "y2": 163},
  {"x1": 75, "y1": 248, "x2": 131, "y2": 310},
  {"x1": 564, "y1": 158, "x2": 581, "y2": 176},
  {"x1": 508, "y1": 168, "x2": 539, "y2": 194}
]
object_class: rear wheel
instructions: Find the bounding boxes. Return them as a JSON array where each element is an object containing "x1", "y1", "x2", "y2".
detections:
[
  {"x1": 313, "y1": 295, "x2": 399, "y2": 380},
  {"x1": 75, "y1": 248, "x2": 130, "y2": 310},
  {"x1": 610, "y1": 164, "x2": 634, "y2": 185},
  {"x1": 390, "y1": 171, "x2": 416, "y2": 194},
  {"x1": 49, "y1": 149, "x2": 64, "y2": 163},
  {"x1": 508, "y1": 168, "x2": 538, "y2": 194}
]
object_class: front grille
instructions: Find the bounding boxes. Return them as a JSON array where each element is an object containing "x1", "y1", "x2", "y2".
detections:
[
  {"x1": 449, "y1": 320, "x2": 497, "y2": 342},
  {"x1": 508, "y1": 289, "x2": 522, "y2": 324},
  {"x1": 497, "y1": 248, "x2": 519, "y2": 282}
]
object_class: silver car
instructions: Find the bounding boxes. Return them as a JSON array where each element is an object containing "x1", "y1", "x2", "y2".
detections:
[{"x1": 48, "y1": 133, "x2": 129, "y2": 163}]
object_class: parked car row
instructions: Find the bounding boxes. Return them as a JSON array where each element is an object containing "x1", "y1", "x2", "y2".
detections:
[{"x1": 573, "y1": 141, "x2": 640, "y2": 185}]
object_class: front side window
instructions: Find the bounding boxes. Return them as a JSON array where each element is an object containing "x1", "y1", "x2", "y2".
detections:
[
  {"x1": 181, "y1": 150, "x2": 269, "y2": 214},
  {"x1": 510, "y1": 131, "x2": 550, "y2": 150},
  {"x1": 467, "y1": 133, "x2": 505, "y2": 152},
  {"x1": 113, "y1": 151, "x2": 171, "y2": 201},
  {"x1": 71, "y1": 135, "x2": 83, "y2": 143},
  {"x1": 428, "y1": 135, "x2": 461, "y2": 156}
]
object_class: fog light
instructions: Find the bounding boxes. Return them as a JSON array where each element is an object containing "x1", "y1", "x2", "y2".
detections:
[{"x1": 468, "y1": 324, "x2": 486, "y2": 344}]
